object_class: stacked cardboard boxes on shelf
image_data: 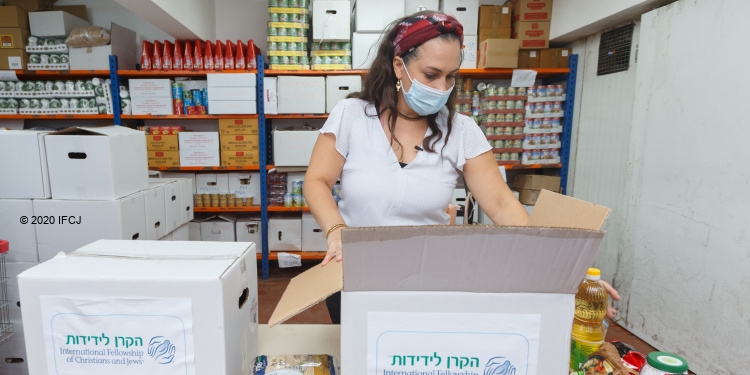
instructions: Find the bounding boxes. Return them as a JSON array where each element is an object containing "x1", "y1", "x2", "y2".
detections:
[
  {"x1": 0, "y1": 6, "x2": 30, "y2": 69},
  {"x1": 268, "y1": 0, "x2": 311, "y2": 70},
  {"x1": 179, "y1": 131, "x2": 220, "y2": 167},
  {"x1": 145, "y1": 126, "x2": 180, "y2": 167},
  {"x1": 26, "y1": 10, "x2": 88, "y2": 70},
  {"x1": 219, "y1": 117, "x2": 260, "y2": 166},
  {"x1": 129, "y1": 78, "x2": 174, "y2": 115},
  {"x1": 207, "y1": 72, "x2": 257, "y2": 115},
  {"x1": 512, "y1": 0, "x2": 552, "y2": 49},
  {"x1": 311, "y1": 0, "x2": 352, "y2": 70}
]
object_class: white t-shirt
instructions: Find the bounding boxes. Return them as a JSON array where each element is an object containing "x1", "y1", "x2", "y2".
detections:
[{"x1": 320, "y1": 98, "x2": 491, "y2": 227}]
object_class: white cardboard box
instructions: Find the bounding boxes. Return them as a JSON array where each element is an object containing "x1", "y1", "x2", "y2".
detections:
[
  {"x1": 236, "y1": 217, "x2": 262, "y2": 253},
  {"x1": 208, "y1": 100, "x2": 257, "y2": 115},
  {"x1": 172, "y1": 223, "x2": 190, "y2": 241},
  {"x1": 207, "y1": 73, "x2": 256, "y2": 87},
  {"x1": 263, "y1": 77, "x2": 278, "y2": 115},
  {"x1": 355, "y1": 0, "x2": 404, "y2": 32},
  {"x1": 131, "y1": 97, "x2": 174, "y2": 115},
  {"x1": 178, "y1": 132, "x2": 220, "y2": 150},
  {"x1": 207, "y1": 87, "x2": 257, "y2": 101},
  {"x1": 440, "y1": 0, "x2": 480, "y2": 34},
  {"x1": 44, "y1": 126, "x2": 148, "y2": 201},
  {"x1": 68, "y1": 22, "x2": 136, "y2": 70},
  {"x1": 28, "y1": 10, "x2": 89, "y2": 37},
  {"x1": 178, "y1": 178, "x2": 194, "y2": 224},
  {"x1": 312, "y1": 0, "x2": 352, "y2": 40},
  {"x1": 18, "y1": 240, "x2": 259, "y2": 375},
  {"x1": 33, "y1": 194, "x2": 147, "y2": 262},
  {"x1": 199, "y1": 215, "x2": 236, "y2": 241},
  {"x1": 129, "y1": 79, "x2": 173, "y2": 98},
  {"x1": 142, "y1": 185, "x2": 167, "y2": 240},
  {"x1": 268, "y1": 214, "x2": 302, "y2": 251},
  {"x1": 195, "y1": 173, "x2": 230, "y2": 194},
  {"x1": 352, "y1": 32, "x2": 383, "y2": 69},
  {"x1": 405, "y1": 0, "x2": 439, "y2": 13},
  {"x1": 0, "y1": 130, "x2": 50, "y2": 199},
  {"x1": 157, "y1": 172, "x2": 196, "y2": 194},
  {"x1": 326, "y1": 75, "x2": 362, "y2": 113},
  {"x1": 0, "y1": 200, "x2": 38, "y2": 263},
  {"x1": 149, "y1": 179, "x2": 182, "y2": 233},
  {"x1": 179, "y1": 149, "x2": 220, "y2": 167},
  {"x1": 270, "y1": 191, "x2": 611, "y2": 374},
  {"x1": 301, "y1": 212, "x2": 327, "y2": 251},
  {"x1": 461, "y1": 34, "x2": 478, "y2": 69},
  {"x1": 277, "y1": 76, "x2": 326, "y2": 114},
  {"x1": 273, "y1": 128, "x2": 320, "y2": 167},
  {"x1": 228, "y1": 172, "x2": 261, "y2": 202}
]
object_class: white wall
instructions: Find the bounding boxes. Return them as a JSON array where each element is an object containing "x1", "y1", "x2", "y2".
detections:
[
  {"x1": 550, "y1": 0, "x2": 674, "y2": 43},
  {"x1": 623, "y1": 0, "x2": 750, "y2": 372},
  {"x1": 566, "y1": 23, "x2": 641, "y2": 320},
  {"x1": 153, "y1": 0, "x2": 216, "y2": 39},
  {"x1": 215, "y1": 0, "x2": 269, "y2": 53}
]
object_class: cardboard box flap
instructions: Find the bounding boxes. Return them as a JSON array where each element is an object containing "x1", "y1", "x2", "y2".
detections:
[
  {"x1": 49, "y1": 125, "x2": 139, "y2": 137},
  {"x1": 342, "y1": 225, "x2": 603, "y2": 294},
  {"x1": 268, "y1": 260, "x2": 342, "y2": 327},
  {"x1": 109, "y1": 22, "x2": 136, "y2": 51},
  {"x1": 528, "y1": 190, "x2": 611, "y2": 231}
]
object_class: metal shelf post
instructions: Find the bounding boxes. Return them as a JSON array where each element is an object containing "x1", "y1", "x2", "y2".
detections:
[
  {"x1": 257, "y1": 54, "x2": 270, "y2": 280},
  {"x1": 560, "y1": 54, "x2": 578, "y2": 195},
  {"x1": 109, "y1": 55, "x2": 122, "y2": 126}
]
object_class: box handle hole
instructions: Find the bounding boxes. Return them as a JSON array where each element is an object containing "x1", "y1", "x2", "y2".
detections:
[
  {"x1": 132, "y1": 233, "x2": 140, "y2": 240},
  {"x1": 154, "y1": 221, "x2": 160, "y2": 229},
  {"x1": 338, "y1": 86, "x2": 349, "y2": 90},
  {"x1": 172, "y1": 195, "x2": 176, "y2": 201},
  {"x1": 326, "y1": 10, "x2": 337, "y2": 14},
  {"x1": 313, "y1": 228, "x2": 322, "y2": 233},
  {"x1": 278, "y1": 231, "x2": 282, "y2": 241},
  {"x1": 238, "y1": 287, "x2": 249, "y2": 309},
  {"x1": 5, "y1": 358, "x2": 24, "y2": 364},
  {"x1": 68, "y1": 152, "x2": 87, "y2": 159}
]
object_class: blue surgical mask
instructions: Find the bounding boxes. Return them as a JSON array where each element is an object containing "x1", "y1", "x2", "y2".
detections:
[{"x1": 401, "y1": 65, "x2": 454, "y2": 116}]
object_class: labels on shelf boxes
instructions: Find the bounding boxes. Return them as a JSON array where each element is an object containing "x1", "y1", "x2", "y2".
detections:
[
  {"x1": 219, "y1": 118, "x2": 259, "y2": 135},
  {"x1": 221, "y1": 150, "x2": 260, "y2": 166},
  {"x1": 220, "y1": 134, "x2": 260, "y2": 151},
  {"x1": 148, "y1": 150, "x2": 180, "y2": 167},
  {"x1": 522, "y1": 133, "x2": 561, "y2": 150}
]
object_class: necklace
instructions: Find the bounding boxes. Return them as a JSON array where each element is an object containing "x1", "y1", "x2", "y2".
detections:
[{"x1": 397, "y1": 110, "x2": 424, "y2": 121}]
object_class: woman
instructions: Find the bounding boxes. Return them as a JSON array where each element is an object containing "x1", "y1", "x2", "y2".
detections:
[{"x1": 303, "y1": 12, "x2": 619, "y2": 323}]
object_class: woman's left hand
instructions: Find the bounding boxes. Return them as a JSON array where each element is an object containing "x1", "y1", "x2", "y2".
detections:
[{"x1": 598, "y1": 280, "x2": 621, "y2": 318}]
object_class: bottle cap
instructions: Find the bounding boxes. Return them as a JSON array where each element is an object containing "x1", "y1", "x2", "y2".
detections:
[
  {"x1": 646, "y1": 352, "x2": 688, "y2": 373},
  {"x1": 585, "y1": 268, "x2": 601, "y2": 280}
]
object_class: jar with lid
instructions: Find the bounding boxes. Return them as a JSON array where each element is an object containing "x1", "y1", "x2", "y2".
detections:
[{"x1": 639, "y1": 352, "x2": 689, "y2": 375}]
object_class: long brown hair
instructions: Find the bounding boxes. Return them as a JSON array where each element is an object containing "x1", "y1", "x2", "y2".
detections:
[{"x1": 348, "y1": 11, "x2": 463, "y2": 153}]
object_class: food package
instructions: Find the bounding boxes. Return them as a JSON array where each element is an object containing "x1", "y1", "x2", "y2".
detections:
[
  {"x1": 214, "y1": 40, "x2": 224, "y2": 70},
  {"x1": 66, "y1": 26, "x2": 111, "y2": 47},
  {"x1": 235, "y1": 40, "x2": 246, "y2": 70},
  {"x1": 162, "y1": 40, "x2": 174, "y2": 70},
  {"x1": 224, "y1": 40, "x2": 234, "y2": 70},
  {"x1": 173, "y1": 40, "x2": 183, "y2": 70},
  {"x1": 193, "y1": 39, "x2": 204, "y2": 70},
  {"x1": 152, "y1": 40, "x2": 163, "y2": 71},
  {"x1": 572, "y1": 342, "x2": 639, "y2": 375},
  {"x1": 253, "y1": 354, "x2": 337, "y2": 375},
  {"x1": 140, "y1": 40, "x2": 153, "y2": 70},
  {"x1": 183, "y1": 40, "x2": 193, "y2": 70},
  {"x1": 203, "y1": 40, "x2": 214, "y2": 70}
]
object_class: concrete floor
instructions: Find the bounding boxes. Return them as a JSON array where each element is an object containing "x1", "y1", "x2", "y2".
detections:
[{"x1": 256, "y1": 260, "x2": 660, "y2": 355}]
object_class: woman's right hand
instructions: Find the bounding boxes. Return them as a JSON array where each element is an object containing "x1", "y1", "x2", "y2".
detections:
[{"x1": 321, "y1": 226, "x2": 344, "y2": 266}]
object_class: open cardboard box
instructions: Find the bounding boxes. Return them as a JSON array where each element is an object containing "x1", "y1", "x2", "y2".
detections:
[{"x1": 269, "y1": 190, "x2": 611, "y2": 374}]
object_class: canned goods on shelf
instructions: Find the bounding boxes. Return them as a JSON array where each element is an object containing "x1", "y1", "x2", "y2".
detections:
[
  {"x1": 500, "y1": 153, "x2": 510, "y2": 161},
  {"x1": 283, "y1": 193, "x2": 294, "y2": 207},
  {"x1": 543, "y1": 102, "x2": 553, "y2": 114},
  {"x1": 514, "y1": 113, "x2": 524, "y2": 122},
  {"x1": 504, "y1": 127, "x2": 513, "y2": 136},
  {"x1": 504, "y1": 113, "x2": 514, "y2": 122},
  {"x1": 536, "y1": 85, "x2": 547, "y2": 98},
  {"x1": 289, "y1": 0, "x2": 299, "y2": 7},
  {"x1": 493, "y1": 140, "x2": 503, "y2": 148},
  {"x1": 546, "y1": 85, "x2": 556, "y2": 97},
  {"x1": 510, "y1": 152, "x2": 519, "y2": 161},
  {"x1": 527, "y1": 87, "x2": 537, "y2": 98},
  {"x1": 513, "y1": 139, "x2": 522, "y2": 148},
  {"x1": 486, "y1": 113, "x2": 496, "y2": 123},
  {"x1": 551, "y1": 118, "x2": 561, "y2": 128},
  {"x1": 496, "y1": 100, "x2": 505, "y2": 110},
  {"x1": 540, "y1": 134, "x2": 550, "y2": 145},
  {"x1": 553, "y1": 101, "x2": 562, "y2": 112},
  {"x1": 554, "y1": 85, "x2": 564, "y2": 97},
  {"x1": 484, "y1": 127, "x2": 495, "y2": 136},
  {"x1": 507, "y1": 87, "x2": 517, "y2": 96},
  {"x1": 505, "y1": 100, "x2": 515, "y2": 109},
  {"x1": 504, "y1": 140, "x2": 513, "y2": 148},
  {"x1": 497, "y1": 87, "x2": 507, "y2": 96},
  {"x1": 268, "y1": 26, "x2": 278, "y2": 36},
  {"x1": 494, "y1": 127, "x2": 504, "y2": 136},
  {"x1": 514, "y1": 100, "x2": 524, "y2": 109},
  {"x1": 494, "y1": 153, "x2": 502, "y2": 161},
  {"x1": 514, "y1": 126, "x2": 524, "y2": 135},
  {"x1": 517, "y1": 87, "x2": 527, "y2": 96},
  {"x1": 534, "y1": 103, "x2": 545, "y2": 114}
]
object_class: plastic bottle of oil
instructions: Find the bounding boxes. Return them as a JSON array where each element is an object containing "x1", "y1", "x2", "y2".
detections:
[{"x1": 570, "y1": 268, "x2": 608, "y2": 371}]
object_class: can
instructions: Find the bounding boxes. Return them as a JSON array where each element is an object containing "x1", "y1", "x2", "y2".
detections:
[
  {"x1": 29, "y1": 99, "x2": 40, "y2": 109},
  {"x1": 543, "y1": 102, "x2": 553, "y2": 114},
  {"x1": 292, "y1": 193, "x2": 303, "y2": 207},
  {"x1": 287, "y1": 28, "x2": 298, "y2": 37},
  {"x1": 497, "y1": 86, "x2": 507, "y2": 96},
  {"x1": 59, "y1": 54, "x2": 69, "y2": 63},
  {"x1": 486, "y1": 85, "x2": 497, "y2": 96},
  {"x1": 18, "y1": 98, "x2": 29, "y2": 108},
  {"x1": 546, "y1": 85, "x2": 556, "y2": 97},
  {"x1": 532, "y1": 118, "x2": 541, "y2": 129},
  {"x1": 507, "y1": 87, "x2": 517, "y2": 96},
  {"x1": 461, "y1": 103, "x2": 471, "y2": 113},
  {"x1": 514, "y1": 113, "x2": 524, "y2": 122},
  {"x1": 0, "y1": 99, "x2": 7, "y2": 109},
  {"x1": 517, "y1": 87, "x2": 527, "y2": 96},
  {"x1": 515, "y1": 99, "x2": 524, "y2": 109},
  {"x1": 289, "y1": 0, "x2": 299, "y2": 7},
  {"x1": 277, "y1": 27, "x2": 287, "y2": 36},
  {"x1": 35, "y1": 81, "x2": 44, "y2": 91},
  {"x1": 279, "y1": 41, "x2": 288, "y2": 51},
  {"x1": 320, "y1": 42, "x2": 331, "y2": 50},
  {"x1": 299, "y1": 0, "x2": 308, "y2": 8},
  {"x1": 269, "y1": 12, "x2": 280, "y2": 22},
  {"x1": 505, "y1": 100, "x2": 515, "y2": 109},
  {"x1": 49, "y1": 54, "x2": 61, "y2": 64},
  {"x1": 289, "y1": 56, "x2": 299, "y2": 64},
  {"x1": 312, "y1": 56, "x2": 323, "y2": 65},
  {"x1": 531, "y1": 150, "x2": 541, "y2": 161},
  {"x1": 534, "y1": 102, "x2": 544, "y2": 114},
  {"x1": 191, "y1": 89, "x2": 203, "y2": 105},
  {"x1": 58, "y1": 98, "x2": 68, "y2": 108},
  {"x1": 494, "y1": 153, "x2": 502, "y2": 161},
  {"x1": 514, "y1": 126, "x2": 524, "y2": 135},
  {"x1": 492, "y1": 100, "x2": 502, "y2": 110},
  {"x1": 505, "y1": 113, "x2": 514, "y2": 122},
  {"x1": 501, "y1": 153, "x2": 510, "y2": 161},
  {"x1": 554, "y1": 85, "x2": 564, "y2": 97},
  {"x1": 494, "y1": 126, "x2": 504, "y2": 136},
  {"x1": 550, "y1": 134, "x2": 560, "y2": 145},
  {"x1": 268, "y1": 26, "x2": 278, "y2": 36},
  {"x1": 283, "y1": 193, "x2": 294, "y2": 207},
  {"x1": 513, "y1": 139, "x2": 522, "y2": 149},
  {"x1": 3, "y1": 81, "x2": 12, "y2": 91},
  {"x1": 278, "y1": 0, "x2": 289, "y2": 7},
  {"x1": 342, "y1": 41, "x2": 351, "y2": 50},
  {"x1": 280, "y1": 56, "x2": 290, "y2": 65},
  {"x1": 510, "y1": 152, "x2": 519, "y2": 161},
  {"x1": 270, "y1": 55, "x2": 280, "y2": 65},
  {"x1": 484, "y1": 126, "x2": 495, "y2": 136},
  {"x1": 552, "y1": 101, "x2": 562, "y2": 113},
  {"x1": 536, "y1": 85, "x2": 547, "y2": 98},
  {"x1": 291, "y1": 180, "x2": 303, "y2": 194},
  {"x1": 551, "y1": 118, "x2": 561, "y2": 128},
  {"x1": 331, "y1": 56, "x2": 342, "y2": 64},
  {"x1": 502, "y1": 140, "x2": 512, "y2": 149},
  {"x1": 527, "y1": 86, "x2": 536, "y2": 98},
  {"x1": 279, "y1": 13, "x2": 289, "y2": 22},
  {"x1": 486, "y1": 113, "x2": 496, "y2": 123},
  {"x1": 269, "y1": 0, "x2": 279, "y2": 6}
]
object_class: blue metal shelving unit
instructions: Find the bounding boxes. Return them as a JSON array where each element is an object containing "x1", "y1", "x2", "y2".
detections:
[
  {"x1": 109, "y1": 55, "x2": 123, "y2": 126},
  {"x1": 257, "y1": 54, "x2": 271, "y2": 280},
  {"x1": 560, "y1": 54, "x2": 578, "y2": 195}
]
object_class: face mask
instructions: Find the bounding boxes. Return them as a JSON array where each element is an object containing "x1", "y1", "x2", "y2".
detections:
[{"x1": 401, "y1": 65, "x2": 454, "y2": 116}]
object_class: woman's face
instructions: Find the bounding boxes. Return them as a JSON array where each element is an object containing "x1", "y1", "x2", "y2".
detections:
[{"x1": 394, "y1": 37, "x2": 462, "y2": 93}]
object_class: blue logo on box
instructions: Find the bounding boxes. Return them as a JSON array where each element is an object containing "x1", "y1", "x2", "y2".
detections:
[{"x1": 148, "y1": 336, "x2": 176, "y2": 364}]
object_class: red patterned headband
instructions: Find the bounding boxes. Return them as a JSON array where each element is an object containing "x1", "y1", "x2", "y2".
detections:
[{"x1": 393, "y1": 13, "x2": 464, "y2": 57}]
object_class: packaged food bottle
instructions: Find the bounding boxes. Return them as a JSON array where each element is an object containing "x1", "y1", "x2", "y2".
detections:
[{"x1": 570, "y1": 268, "x2": 608, "y2": 371}]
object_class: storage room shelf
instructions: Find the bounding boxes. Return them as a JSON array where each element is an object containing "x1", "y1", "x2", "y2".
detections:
[
  {"x1": 266, "y1": 114, "x2": 328, "y2": 119},
  {"x1": 117, "y1": 70, "x2": 258, "y2": 77},
  {"x1": 265, "y1": 69, "x2": 367, "y2": 76},
  {"x1": 124, "y1": 114, "x2": 258, "y2": 120},
  {"x1": 151, "y1": 166, "x2": 267, "y2": 172},
  {"x1": 458, "y1": 68, "x2": 570, "y2": 79},
  {"x1": 256, "y1": 251, "x2": 326, "y2": 261},
  {"x1": 504, "y1": 163, "x2": 562, "y2": 169},
  {"x1": 194, "y1": 206, "x2": 261, "y2": 212},
  {"x1": 0, "y1": 114, "x2": 113, "y2": 120},
  {"x1": 267, "y1": 206, "x2": 310, "y2": 212},
  {"x1": 14, "y1": 70, "x2": 111, "y2": 78}
]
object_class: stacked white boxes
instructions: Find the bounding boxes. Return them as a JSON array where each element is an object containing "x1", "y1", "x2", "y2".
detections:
[
  {"x1": 178, "y1": 131, "x2": 220, "y2": 167},
  {"x1": 311, "y1": 0, "x2": 352, "y2": 70},
  {"x1": 207, "y1": 73, "x2": 257, "y2": 115},
  {"x1": 129, "y1": 78, "x2": 174, "y2": 115}
]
